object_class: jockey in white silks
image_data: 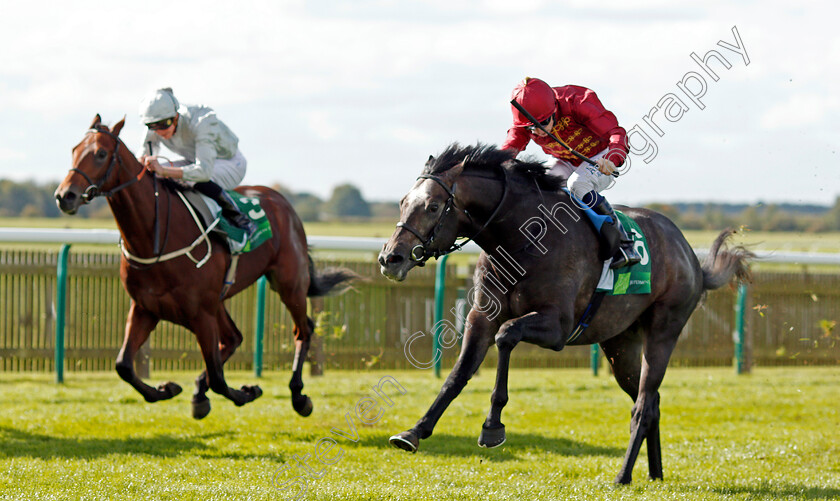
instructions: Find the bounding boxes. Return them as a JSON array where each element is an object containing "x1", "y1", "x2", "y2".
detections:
[{"x1": 138, "y1": 87, "x2": 256, "y2": 237}]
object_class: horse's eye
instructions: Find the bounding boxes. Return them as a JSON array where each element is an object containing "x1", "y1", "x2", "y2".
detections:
[
  {"x1": 428, "y1": 202, "x2": 440, "y2": 213},
  {"x1": 95, "y1": 150, "x2": 108, "y2": 161}
]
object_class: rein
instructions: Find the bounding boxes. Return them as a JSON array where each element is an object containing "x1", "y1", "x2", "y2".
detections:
[{"x1": 395, "y1": 164, "x2": 509, "y2": 266}]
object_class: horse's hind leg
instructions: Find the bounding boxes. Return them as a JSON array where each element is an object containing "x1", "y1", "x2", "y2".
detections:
[
  {"x1": 600, "y1": 329, "x2": 662, "y2": 482},
  {"x1": 268, "y1": 271, "x2": 314, "y2": 417},
  {"x1": 115, "y1": 302, "x2": 182, "y2": 402},
  {"x1": 192, "y1": 309, "x2": 246, "y2": 419},
  {"x1": 194, "y1": 311, "x2": 262, "y2": 408},
  {"x1": 612, "y1": 311, "x2": 682, "y2": 485},
  {"x1": 290, "y1": 317, "x2": 315, "y2": 416},
  {"x1": 646, "y1": 414, "x2": 663, "y2": 480}
]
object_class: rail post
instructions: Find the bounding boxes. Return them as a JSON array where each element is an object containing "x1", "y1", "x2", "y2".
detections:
[
  {"x1": 432, "y1": 254, "x2": 450, "y2": 378},
  {"x1": 253, "y1": 275, "x2": 267, "y2": 377},
  {"x1": 55, "y1": 244, "x2": 70, "y2": 383},
  {"x1": 733, "y1": 282, "x2": 748, "y2": 374}
]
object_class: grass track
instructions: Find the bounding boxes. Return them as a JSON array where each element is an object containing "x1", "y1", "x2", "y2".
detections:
[{"x1": 1, "y1": 367, "x2": 838, "y2": 500}]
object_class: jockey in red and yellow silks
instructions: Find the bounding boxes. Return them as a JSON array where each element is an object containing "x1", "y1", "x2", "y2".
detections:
[{"x1": 502, "y1": 77, "x2": 640, "y2": 269}]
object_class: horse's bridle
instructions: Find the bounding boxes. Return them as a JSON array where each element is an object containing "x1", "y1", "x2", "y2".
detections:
[
  {"x1": 71, "y1": 126, "x2": 146, "y2": 202},
  {"x1": 395, "y1": 164, "x2": 508, "y2": 266},
  {"x1": 70, "y1": 126, "x2": 170, "y2": 262}
]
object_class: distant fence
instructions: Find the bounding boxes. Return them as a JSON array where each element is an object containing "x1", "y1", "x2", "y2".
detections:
[{"x1": 1, "y1": 247, "x2": 838, "y2": 373}]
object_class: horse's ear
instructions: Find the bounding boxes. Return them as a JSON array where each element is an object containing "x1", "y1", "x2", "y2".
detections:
[
  {"x1": 425, "y1": 155, "x2": 435, "y2": 167},
  {"x1": 440, "y1": 157, "x2": 466, "y2": 185},
  {"x1": 111, "y1": 116, "x2": 126, "y2": 137},
  {"x1": 90, "y1": 114, "x2": 102, "y2": 129}
]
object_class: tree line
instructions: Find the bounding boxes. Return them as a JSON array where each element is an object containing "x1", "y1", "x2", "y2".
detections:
[
  {"x1": 0, "y1": 179, "x2": 399, "y2": 222},
  {"x1": 1, "y1": 178, "x2": 839, "y2": 232}
]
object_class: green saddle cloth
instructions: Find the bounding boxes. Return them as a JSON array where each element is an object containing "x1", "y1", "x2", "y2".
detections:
[
  {"x1": 596, "y1": 210, "x2": 651, "y2": 295},
  {"x1": 216, "y1": 191, "x2": 273, "y2": 254}
]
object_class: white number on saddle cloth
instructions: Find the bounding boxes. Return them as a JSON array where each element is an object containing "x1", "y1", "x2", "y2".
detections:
[
  {"x1": 238, "y1": 196, "x2": 265, "y2": 220},
  {"x1": 631, "y1": 229, "x2": 650, "y2": 266}
]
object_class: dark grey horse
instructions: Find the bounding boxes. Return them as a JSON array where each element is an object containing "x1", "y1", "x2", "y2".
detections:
[{"x1": 378, "y1": 143, "x2": 752, "y2": 484}]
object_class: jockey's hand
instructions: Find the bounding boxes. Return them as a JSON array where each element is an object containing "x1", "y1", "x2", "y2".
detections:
[
  {"x1": 143, "y1": 156, "x2": 164, "y2": 176},
  {"x1": 595, "y1": 158, "x2": 616, "y2": 176}
]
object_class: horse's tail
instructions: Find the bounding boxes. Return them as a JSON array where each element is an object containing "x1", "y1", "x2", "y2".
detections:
[
  {"x1": 700, "y1": 228, "x2": 754, "y2": 291},
  {"x1": 307, "y1": 255, "x2": 361, "y2": 297}
]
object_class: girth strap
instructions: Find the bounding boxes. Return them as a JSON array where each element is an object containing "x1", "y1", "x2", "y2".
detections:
[
  {"x1": 566, "y1": 289, "x2": 607, "y2": 344},
  {"x1": 220, "y1": 254, "x2": 240, "y2": 299}
]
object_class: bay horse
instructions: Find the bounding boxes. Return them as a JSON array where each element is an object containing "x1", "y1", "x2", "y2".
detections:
[
  {"x1": 55, "y1": 115, "x2": 357, "y2": 419},
  {"x1": 378, "y1": 143, "x2": 752, "y2": 484}
]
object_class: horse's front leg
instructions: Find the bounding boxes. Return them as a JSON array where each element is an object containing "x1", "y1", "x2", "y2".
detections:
[
  {"x1": 390, "y1": 310, "x2": 495, "y2": 453},
  {"x1": 479, "y1": 310, "x2": 562, "y2": 448},
  {"x1": 115, "y1": 302, "x2": 182, "y2": 402}
]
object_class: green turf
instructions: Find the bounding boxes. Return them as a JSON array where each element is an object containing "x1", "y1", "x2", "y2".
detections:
[{"x1": 1, "y1": 367, "x2": 838, "y2": 500}]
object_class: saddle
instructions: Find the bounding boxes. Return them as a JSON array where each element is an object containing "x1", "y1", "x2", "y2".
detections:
[
  {"x1": 168, "y1": 181, "x2": 223, "y2": 234},
  {"x1": 160, "y1": 179, "x2": 270, "y2": 254}
]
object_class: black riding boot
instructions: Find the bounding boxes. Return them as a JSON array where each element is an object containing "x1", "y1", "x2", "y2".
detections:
[
  {"x1": 194, "y1": 181, "x2": 257, "y2": 238},
  {"x1": 591, "y1": 197, "x2": 642, "y2": 269}
]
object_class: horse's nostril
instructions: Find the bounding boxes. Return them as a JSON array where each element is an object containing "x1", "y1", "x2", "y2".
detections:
[{"x1": 378, "y1": 253, "x2": 404, "y2": 267}]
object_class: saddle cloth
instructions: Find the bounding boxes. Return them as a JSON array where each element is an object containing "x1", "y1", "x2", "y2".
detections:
[{"x1": 595, "y1": 210, "x2": 651, "y2": 295}]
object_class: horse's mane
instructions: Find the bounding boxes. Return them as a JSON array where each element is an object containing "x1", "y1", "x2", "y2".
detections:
[{"x1": 422, "y1": 142, "x2": 564, "y2": 191}]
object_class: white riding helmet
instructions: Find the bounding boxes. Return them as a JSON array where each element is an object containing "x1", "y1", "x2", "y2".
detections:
[{"x1": 139, "y1": 87, "x2": 180, "y2": 124}]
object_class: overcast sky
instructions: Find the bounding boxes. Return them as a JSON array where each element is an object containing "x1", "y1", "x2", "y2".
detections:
[{"x1": 1, "y1": 1, "x2": 837, "y2": 207}]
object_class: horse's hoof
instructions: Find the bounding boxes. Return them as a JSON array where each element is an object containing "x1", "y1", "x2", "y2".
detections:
[
  {"x1": 192, "y1": 396, "x2": 211, "y2": 420},
  {"x1": 293, "y1": 395, "x2": 313, "y2": 417},
  {"x1": 478, "y1": 424, "x2": 506, "y2": 448},
  {"x1": 614, "y1": 469, "x2": 633, "y2": 485},
  {"x1": 389, "y1": 431, "x2": 419, "y2": 453},
  {"x1": 158, "y1": 381, "x2": 183, "y2": 400},
  {"x1": 241, "y1": 385, "x2": 263, "y2": 401}
]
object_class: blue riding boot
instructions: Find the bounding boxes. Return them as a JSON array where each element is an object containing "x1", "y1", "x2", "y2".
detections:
[{"x1": 590, "y1": 197, "x2": 641, "y2": 269}]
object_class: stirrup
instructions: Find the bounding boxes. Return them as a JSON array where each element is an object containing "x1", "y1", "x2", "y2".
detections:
[{"x1": 610, "y1": 245, "x2": 641, "y2": 269}]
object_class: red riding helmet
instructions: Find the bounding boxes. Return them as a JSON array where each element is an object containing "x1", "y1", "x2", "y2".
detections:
[{"x1": 510, "y1": 77, "x2": 556, "y2": 127}]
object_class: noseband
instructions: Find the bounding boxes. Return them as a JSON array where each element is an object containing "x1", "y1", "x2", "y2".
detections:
[
  {"x1": 71, "y1": 126, "x2": 146, "y2": 202},
  {"x1": 395, "y1": 165, "x2": 508, "y2": 265}
]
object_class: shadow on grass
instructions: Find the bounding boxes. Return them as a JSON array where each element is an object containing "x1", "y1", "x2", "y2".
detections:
[
  {"x1": 355, "y1": 431, "x2": 623, "y2": 461},
  {"x1": 0, "y1": 426, "x2": 283, "y2": 462},
  {"x1": 709, "y1": 484, "x2": 840, "y2": 500}
]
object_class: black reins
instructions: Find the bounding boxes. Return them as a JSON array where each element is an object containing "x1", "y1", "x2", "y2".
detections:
[{"x1": 395, "y1": 164, "x2": 509, "y2": 266}]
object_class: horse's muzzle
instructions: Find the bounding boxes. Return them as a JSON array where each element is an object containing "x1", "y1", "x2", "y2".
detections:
[
  {"x1": 378, "y1": 246, "x2": 414, "y2": 282},
  {"x1": 54, "y1": 186, "x2": 83, "y2": 215}
]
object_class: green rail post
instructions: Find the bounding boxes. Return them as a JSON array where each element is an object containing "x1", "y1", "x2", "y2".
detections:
[
  {"x1": 590, "y1": 344, "x2": 600, "y2": 376},
  {"x1": 254, "y1": 276, "x2": 267, "y2": 378},
  {"x1": 734, "y1": 282, "x2": 747, "y2": 374},
  {"x1": 55, "y1": 244, "x2": 71, "y2": 384},
  {"x1": 433, "y1": 254, "x2": 450, "y2": 378}
]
